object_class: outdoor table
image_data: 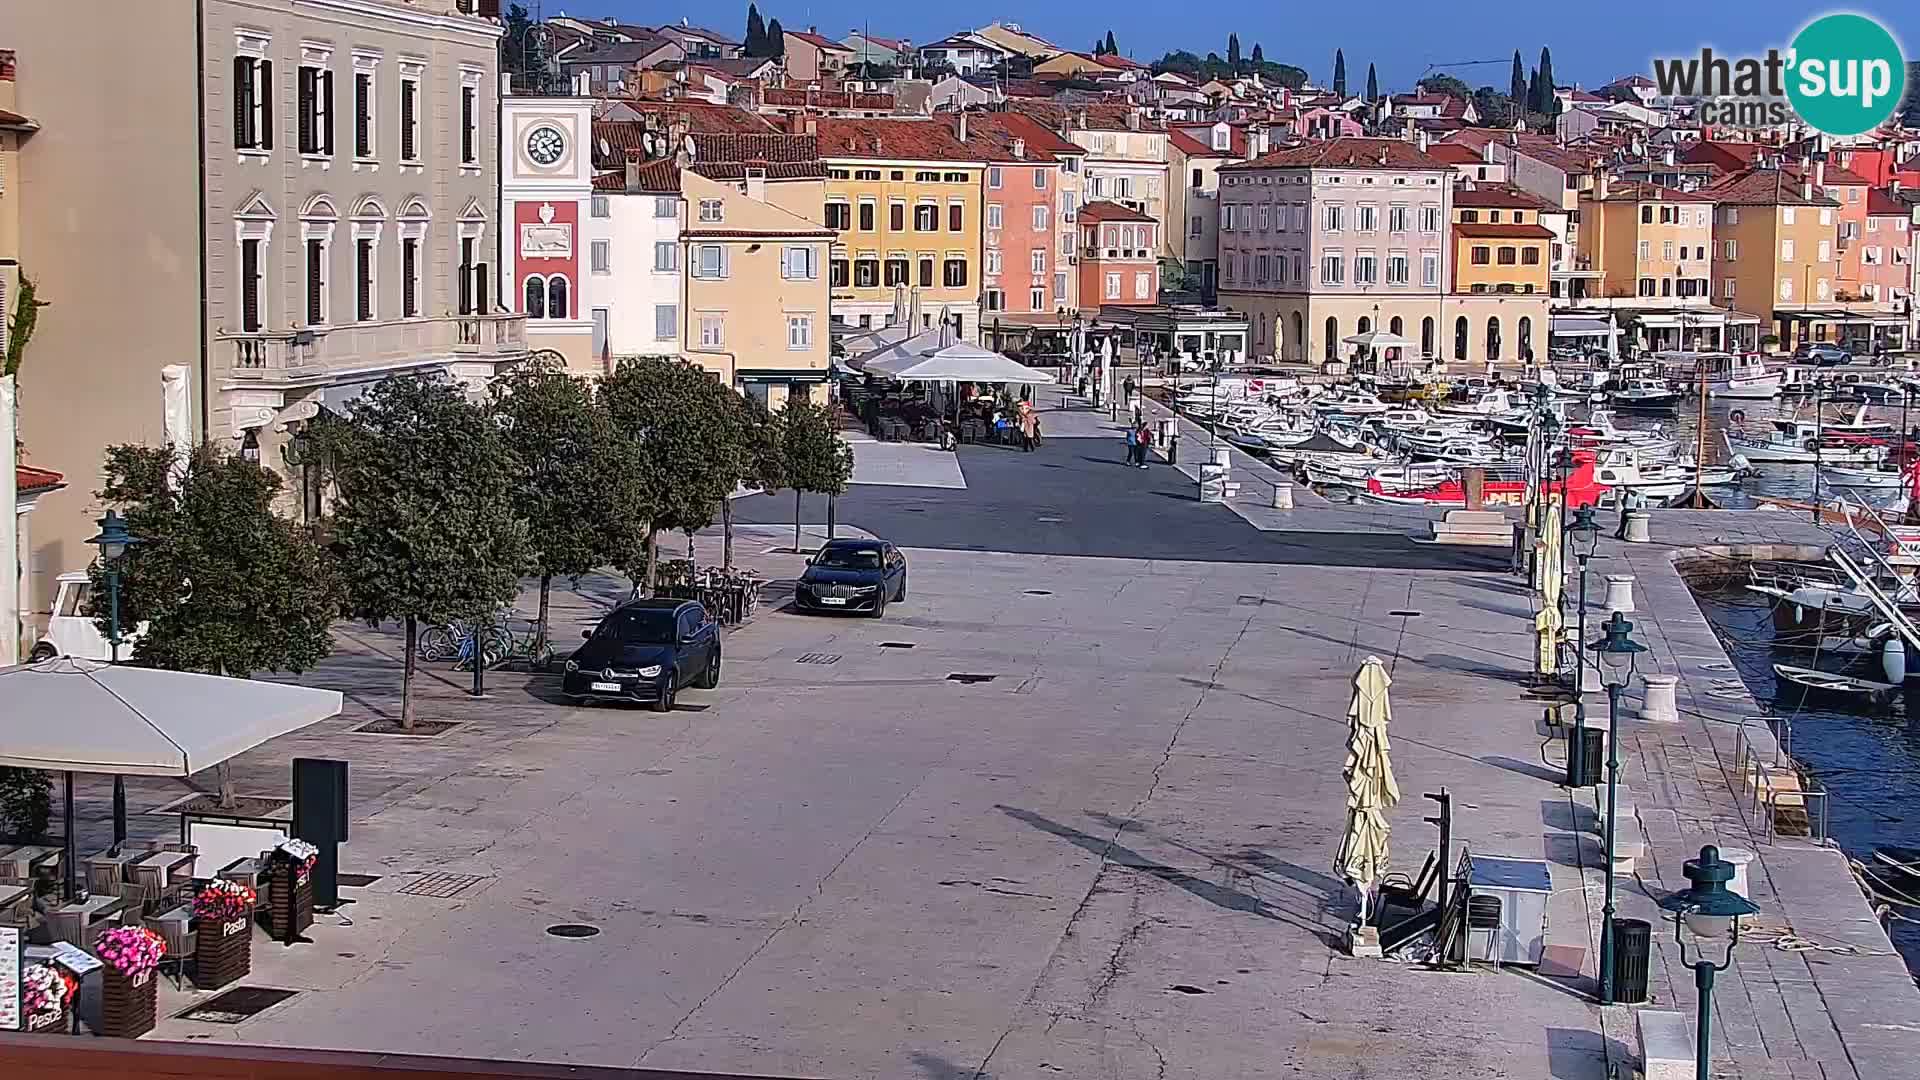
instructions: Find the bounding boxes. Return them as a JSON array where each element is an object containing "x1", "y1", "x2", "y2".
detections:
[
  {"x1": 0, "y1": 843, "x2": 62, "y2": 881},
  {"x1": 86, "y1": 848, "x2": 141, "y2": 894},
  {"x1": 47, "y1": 893, "x2": 128, "y2": 945},
  {"x1": 133, "y1": 849, "x2": 196, "y2": 890},
  {"x1": 0, "y1": 881, "x2": 32, "y2": 924}
]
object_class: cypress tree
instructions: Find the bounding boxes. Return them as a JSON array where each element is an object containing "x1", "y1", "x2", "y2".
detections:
[
  {"x1": 1227, "y1": 34, "x2": 1241, "y2": 69},
  {"x1": 1510, "y1": 51, "x2": 1526, "y2": 111},
  {"x1": 1251, "y1": 43, "x2": 1264, "y2": 65},
  {"x1": 744, "y1": 5, "x2": 765, "y2": 57},
  {"x1": 1366, "y1": 63, "x2": 1378, "y2": 103},
  {"x1": 1104, "y1": 30, "x2": 1118, "y2": 56},
  {"x1": 767, "y1": 18, "x2": 786, "y2": 60},
  {"x1": 1333, "y1": 49, "x2": 1347, "y2": 96},
  {"x1": 1536, "y1": 47, "x2": 1557, "y2": 114}
]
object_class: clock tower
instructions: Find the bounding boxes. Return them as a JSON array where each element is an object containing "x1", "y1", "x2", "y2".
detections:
[{"x1": 501, "y1": 84, "x2": 595, "y2": 371}]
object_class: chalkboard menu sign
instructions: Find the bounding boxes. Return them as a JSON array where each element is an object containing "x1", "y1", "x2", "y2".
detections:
[{"x1": 0, "y1": 925, "x2": 20, "y2": 1031}]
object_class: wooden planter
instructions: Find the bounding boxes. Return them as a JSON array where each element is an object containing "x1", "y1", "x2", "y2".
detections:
[
  {"x1": 23, "y1": 1004, "x2": 68, "y2": 1034},
  {"x1": 99, "y1": 966, "x2": 157, "y2": 1039},
  {"x1": 193, "y1": 915, "x2": 252, "y2": 989},
  {"x1": 264, "y1": 870, "x2": 313, "y2": 940}
]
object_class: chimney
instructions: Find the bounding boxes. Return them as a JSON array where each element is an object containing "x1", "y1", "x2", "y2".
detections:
[
  {"x1": 1815, "y1": 159, "x2": 1826, "y2": 187},
  {"x1": 1662, "y1": 146, "x2": 1675, "y2": 166},
  {"x1": 1595, "y1": 171, "x2": 1610, "y2": 201},
  {"x1": 805, "y1": 117, "x2": 817, "y2": 137},
  {"x1": 625, "y1": 155, "x2": 641, "y2": 193},
  {"x1": 958, "y1": 112, "x2": 968, "y2": 142},
  {"x1": 1076, "y1": 108, "x2": 1089, "y2": 130},
  {"x1": 1894, "y1": 178, "x2": 1904, "y2": 198},
  {"x1": 787, "y1": 110, "x2": 805, "y2": 134},
  {"x1": 1012, "y1": 137, "x2": 1025, "y2": 159},
  {"x1": 1802, "y1": 177, "x2": 1813, "y2": 201},
  {"x1": 1127, "y1": 109, "x2": 1141, "y2": 130},
  {"x1": 1507, "y1": 131, "x2": 1518, "y2": 146},
  {"x1": 1415, "y1": 129, "x2": 1429, "y2": 153}
]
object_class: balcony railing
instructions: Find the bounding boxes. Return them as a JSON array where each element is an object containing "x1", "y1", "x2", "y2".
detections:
[{"x1": 222, "y1": 313, "x2": 529, "y2": 379}]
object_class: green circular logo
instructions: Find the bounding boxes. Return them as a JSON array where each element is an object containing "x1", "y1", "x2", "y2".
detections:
[{"x1": 1787, "y1": 14, "x2": 1906, "y2": 136}]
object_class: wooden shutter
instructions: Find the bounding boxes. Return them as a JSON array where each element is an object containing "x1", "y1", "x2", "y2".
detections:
[
  {"x1": 356, "y1": 239, "x2": 372, "y2": 320},
  {"x1": 259, "y1": 60, "x2": 273, "y2": 149},
  {"x1": 297, "y1": 67, "x2": 315, "y2": 152},
  {"x1": 474, "y1": 263, "x2": 490, "y2": 314},
  {"x1": 240, "y1": 239, "x2": 260, "y2": 332},
  {"x1": 321, "y1": 71, "x2": 334, "y2": 155},
  {"x1": 402, "y1": 239, "x2": 417, "y2": 317},
  {"x1": 306, "y1": 239, "x2": 323, "y2": 324},
  {"x1": 234, "y1": 56, "x2": 254, "y2": 148},
  {"x1": 400, "y1": 80, "x2": 415, "y2": 159},
  {"x1": 461, "y1": 87, "x2": 474, "y2": 162},
  {"x1": 355, "y1": 73, "x2": 370, "y2": 156}
]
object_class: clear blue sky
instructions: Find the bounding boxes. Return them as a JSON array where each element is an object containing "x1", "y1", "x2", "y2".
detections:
[{"x1": 557, "y1": 1, "x2": 1918, "y2": 93}]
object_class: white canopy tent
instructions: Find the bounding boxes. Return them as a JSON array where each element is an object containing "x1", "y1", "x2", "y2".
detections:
[
  {"x1": 865, "y1": 341, "x2": 1056, "y2": 385},
  {"x1": 0, "y1": 659, "x2": 344, "y2": 896}
]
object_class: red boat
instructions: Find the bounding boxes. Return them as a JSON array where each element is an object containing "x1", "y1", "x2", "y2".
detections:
[{"x1": 1360, "y1": 456, "x2": 1607, "y2": 508}]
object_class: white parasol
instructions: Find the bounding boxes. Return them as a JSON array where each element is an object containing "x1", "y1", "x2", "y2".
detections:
[{"x1": 1335, "y1": 655, "x2": 1401, "y2": 924}]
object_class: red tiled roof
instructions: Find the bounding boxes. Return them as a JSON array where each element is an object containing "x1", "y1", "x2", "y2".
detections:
[
  {"x1": 784, "y1": 29, "x2": 852, "y2": 52},
  {"x1": 1078, "y1": 200, "x2": 1155, "y2": 223},
  {"x1": 1424, "y1": 143, "x2": 1485, "y2": 165},
  {"x1": 1452, "y1": 182, "x2": 1558, "y2": 211},
  {"x1": 1092, "y1": 53, "x2": 1146, "y2": 71},
  {"x1": 613, "y1": 101, "x2": 777, "y2": 135},
  {"x1": 859, "y1": 33, "x2": 906, "y2": 51},
  {"x1": 1455, "y1": 222, "x2": 1556, "y2": 239},
  {"x1": 690, "y1": 132, "x2": 820, "y2": 164},
  {"x1": 1167, "y1": 127, "x2": 1244, "y2": 158},
  {"x1": 1221, "y1": 137, "x2": 1448, "y2": 172},
  {"x1": 958, "y1": 111, "x2": 1080, "y2": 161},
  {"x1": 16, "y1": 465, "x2": 64, "y2": 494},
  {"x1": 1820, "y1": 165, "x2": 1871, "y2": 187},
  {"x1": 1868, "y1": 187, "x2": 1908, "y2": 216},
  {"x1": 812, "y1": 117, "x2": 982, "y2": 162},
  {"x1": 1590, "y1": 179, "x2": 1713, "y2": 203},
  {"x1": 762, "y1": 86, "x2": 896, "y2": 110},
  {"x1": 1006, "y1": 99, "x2": 1163, "y2": 133},
  {"x1": 1698, "y1": 167, "x2": 1839, "y2": 207},
  {"x1": 592, "y1": 159, "x2": 680, "y2": 193}
]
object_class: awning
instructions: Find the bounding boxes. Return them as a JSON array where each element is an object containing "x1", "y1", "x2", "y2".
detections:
[
  {"x1": 849, "y1": 328, "x2": 947, "y2": 371},
  {"x1": 866, "y1": 341, "x2": 1056, "y2": 385},
  {"x1": 0, "y1": 660, "x2": 343, "y2": 776},
  {"x1": 1550, "y1": 317, "x2": 1617, "y2": 337},
  {"x1": 1342, "y1": 330, "x2": 1413, "y2": 350}
]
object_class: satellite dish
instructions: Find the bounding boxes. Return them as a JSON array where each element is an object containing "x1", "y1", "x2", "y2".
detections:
[
  {"x1": 684, "y1": 134, "x2": 696, "y2": 160},
  {"x1": 598, "y1": 137, "x2": 611, "y2": 159}
]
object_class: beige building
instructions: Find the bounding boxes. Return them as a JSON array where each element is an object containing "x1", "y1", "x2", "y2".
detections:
[
  {"x1": 1704, "y1": 166, "x2": 1843, "y2": 348},
  {"x1": 1578, "y1": 178, "x2": 1714, "y2": 302},
  {"x1": 678, "y1": 171, "x2": 835, "y2": 408},
  {"x1": 11, "y1": 0, "x2": 523, "y2": 621}
]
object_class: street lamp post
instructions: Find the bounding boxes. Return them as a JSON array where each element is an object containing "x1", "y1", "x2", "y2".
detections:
[
  {"x1": 1590, "y1": 611, "x2": 1647, "y2": 1004},
  {"x1": 1566, "y1": 506, "x2": 1601, "y2": 787},
  {"x1": 86, "y1": 509, "x2": 146, "y2": 859},
  {"x1": 1658, "y1": 845, "x2": 1761, "y2": 1080}
]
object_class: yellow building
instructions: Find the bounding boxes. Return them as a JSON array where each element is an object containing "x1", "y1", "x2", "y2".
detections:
[
  {"x1": 1450, "y1": 182, "x2": 1554, "y2": 296},
  {"x1": 1577, "y1": 177, "x2": 1714, "y2": 301},
  {"x1": 815, "y1": 118, "x2": 985, "y2": 340},
  {"x1": 1032, "y1": 53, "x2": 1107, "y2": 79},
  {"x1": 679, "y1": 170, "x2": 835, "y2": 408},
  {"x1": 1702, "y1": 166, "x2": 1844, "y2": 349}
]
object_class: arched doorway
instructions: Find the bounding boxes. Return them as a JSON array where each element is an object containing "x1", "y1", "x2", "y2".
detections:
[
  {"x1": 1518, "y1": 316, "x2": 1533, "y2": 363},
  {"x1": 1485, "y1": 316, "x2": 1502, "y2": 363},
  {"x1": 1453, "y1": 316, "x2": 1468, "y2": 361},
  {"x1": 1290, "y1": 312, "x2": 1304, "y2": 363},
  {"x1": 1421, "y1": 316, "x2": 1436, "y2": 360},
  {"x1": 1324, "y1": 316, "x2": 1338, "y2": 363},
  {"x1": 1357, "y1": 315, "x2": 1372, "y2": 335},
  {"x1": 1388, "y1": 316, "x2": 1404, "y2": 363}
]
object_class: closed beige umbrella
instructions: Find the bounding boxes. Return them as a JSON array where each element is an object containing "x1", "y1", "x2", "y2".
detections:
[{"x1": 1335, "y1": 655, "x2": 1401, "y2": 925}]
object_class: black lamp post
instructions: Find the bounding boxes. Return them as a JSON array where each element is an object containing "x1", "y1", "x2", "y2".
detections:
[
  {"x1": 1565, "y1": 505, "x2": 1601, "y2": 788},
  {"x1": 1659, "y1": 845, "x2": 1761, "y2": 1080},
  {"x1": 86, "y1": 509, "x2": 145, "y2": 856},
  {"x1": 1590, "y1": 610, "x2": 1647, "y2": 1004}
]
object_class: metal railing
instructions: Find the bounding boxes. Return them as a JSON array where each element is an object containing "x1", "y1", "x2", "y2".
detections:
[{"x1": 224, "y1": 313, "x2": 529, "y2": 377}]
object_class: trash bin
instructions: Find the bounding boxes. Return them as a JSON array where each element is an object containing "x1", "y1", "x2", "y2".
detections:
[
  {"x1": 1610, "y1": 917, "x2": 1652, "y2": 1004},
  {"x1": 1567, "y1": 726, "x2": 1603, "y2": 788}
]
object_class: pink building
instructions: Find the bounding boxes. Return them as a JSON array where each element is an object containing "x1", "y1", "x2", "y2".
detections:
[
  {"x1": 1077, "y1": 201, "x2": 1159, "y2": 310},
  {"x1": 962, "y1": 112, "x2": 1082, "y2": 322},
  {"x1": 1862, "y1": 187, "x2": 1912, "y2": 308},
  {"x1": 1298, "y1": 108, "x2": 1363, "y2": 140}
]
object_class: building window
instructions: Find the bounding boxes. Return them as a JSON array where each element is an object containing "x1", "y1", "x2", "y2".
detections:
[
  {"x1": 885, "y1": 255, "x2": 910, "y2": 286},
  {"x1": 355, "y1": 237, "x2": 375, "y2": 320},
  {"x1": 1781, "y1": 239, "x2": 1795, "y2": 261},
  {"x1": 655, "y1": 304, "x2": 677, "y2": 340},
  {"x1": 239, "y1": 237, "x2": 263, "y2": 331},
  {"x1": 298, "y1": 64, "x2": 334, "y2": 155},
  {"x1": 1358, "y1": 204, "x2": 1378, "y2": 231},
  {"x1": 1723, "y1": 278, "x2": 1736, "y2": 299},
  {"x1": 1354, "y1": 251, "x2": 1377, "y2": 285},
  {"x1": 943, "y1": 258, "x2": 968, "y2": 287},
  {"x1": 398, "y1": 77, "x2": 419, "y2": 161},
  {"x1": 948, "y1": 203, "x2": 963, "y2": 231},
  {"x1": 654, "y1": 241, "x2": 677, "y2": 272},
  {"x1": 984, "y1": 288, "x2": 1004, "y2": 312},
  {"x1": 655, "y1": 197, "x2": 678, "y2": 219},
  {"x1": 1133, "y1": 272, "x2": 1149, "y2": 298},
  {"x1": 1030, "y1": 248, "x2": 1046, "y2": 274},
  {"x1": 1105, "y1": 272, "x2": 1121, "y2": 299},
  {"x1": 1460, "y1": 210, "x2": 1479, "y2": 223},
  {"x1": 1471, "y1": 246, "x2": 1490, "y2": 266},
  {"x1": 825, "y1": 202, "x2": 850, "y2": 229},
  {"x1": 233, "y1": 55, "x2": 273, "y2": 151},
  {"x1": 1386, "y1": 252, "x2": 1408, "y2": 284},
  {"x1": 1320, "y1": 251, "x2": 1343, "y2": 284},
  {"x1": 918, "y1": 257, "x2": 934, "y2": 288},
  {"x1": 1323, "y1": 204, "x2": 1343, "y2": 231},
  {"x1": 1030, "y1": 286, "x2": 1045, "y2": 310},
  {"x1": 1521, "y1": 248, "x2": 1540, "y2": 265},
  {"x1": 401, "y1": 236, "x2": 420, "y2": 317},
  {"x1": 859, "y1": 201, "x2": 876, "y2": 230},
  {"x1": 830, "y1": 259, "x2": 850, "y2": 287},
  {"x1": 699, "y1": 314, "x2": 724, "y2": 348},
  {"x1": 1637, "y1": 240, "x2": 1650, "y2": 261},
  {"x1": 1033, "y1": 205, "x2": 1048, "y2": 231},
  {"x1": 1662, "y1": 241, "x2": 1675, "y2": 261},
  {"x1": 1389, "y1": 206, "x2": 1408, "y2": 232},
  {"x1": 783, "y1": 246, "x2": 819, "y2": 279},
  {"x1": 914, "y1": 203, "x2": 938, "y2": 231},
  {"x1": 1034, "y1": 168, "x2": 1047, "y2": 189},
  {"x1": 787, "y1": 314, "x2": 813, "y2": 350},
  {"x1": 854, "y1": 258, "x2": 879, "y2": 287},
  {"x1": 523, "y1": 275, "x2": 546, "y2": 319},
  {"x1": 694, "y1": 245, "x2": 727, "y2": 279},
  {"x1": 354, "y1": 72, "x2": 373, "y2": 157},
  {"x1": 892, "y1": 201, "x2": 908, "y2": 231},
  {"x1": 698, "y1": 199, "x2": 723, "y2": 223},
  {"x1": 590, "y1": 239, "x2": 610, "y2": 273},
  {"x1": 988, "y1": 166, "x2": 1002, "y2": 189},
  {"x1": 305, "y1": 237, "x2": 329, "y2": 324},
  {"x1": 1496, "y1": 247, "x2": 1516, "y2": 265},
  {"x1": 984, "y1": 249, "x2": 1002, "y2": 275},
  {"x1": 1817, "y1": 240, "x2": 1831, "y2": 262},
  {"x1": 461, "y1": 85, "x2": 478, "y2": 165},
  {"x1": 1638, "y1": 278, "x2": 1655, "y2": 297},
  {"x1": 590, "y1": 195, "x2": 609, "y2": 217},
  {"x1": 1641, "y1": 205, "x2": 1653, "y2": 224},
  {"x1": 1782, "y1": 206, "x2": 1797, "y2": 225},
  {"x1": 546, "y1": 275, "x2": 568, "y2": 319},
  {"x1": 1421, "y1": 250, "x2": 1439, "y2": 287}
]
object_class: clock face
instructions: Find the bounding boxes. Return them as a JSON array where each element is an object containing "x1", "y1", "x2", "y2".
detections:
[{"x1": 526, "y1": 126, "x2": 565, "y2": 166}]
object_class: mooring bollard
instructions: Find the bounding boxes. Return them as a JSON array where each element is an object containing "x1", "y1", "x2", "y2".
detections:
[
  {"x1": 1604, "y1": 574, "x2": 1636, "y2": 615},
  {"x1": 1638, "y1": 673, "x2": 1679, "y2": 722},
  {"x1": 1623, "y1": 510, "x2": 1653, "y2": 543},
  {"x1": 1272, "y1": 482, "x2": 1294, "y2": 510}
]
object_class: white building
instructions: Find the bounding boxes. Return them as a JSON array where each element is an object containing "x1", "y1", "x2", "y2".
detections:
[
  {"x1": 582, "y1": 158, "x2": 683, "y2": 359},
  {"x1": 500, "y1": 85, "x2": 597, "y2": 370}
]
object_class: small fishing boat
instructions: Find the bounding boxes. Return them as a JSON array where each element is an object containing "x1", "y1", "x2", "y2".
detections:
[
  {"x1": 1359, "y1": 456, "x2": 1606, "y2": 508},
  {"x1": 1610, "y1": 378, "x2": 1684, "y2": 411},
  {"x1": 1724, "y1": 420, "x2": 1887, "y2": 465},
  {"x1": 1771, "y1": 662, "x2": 1896, "y2": 702},
  {"x1": 1820, "y1": 463, "x2": 1906, "y2": 489}
]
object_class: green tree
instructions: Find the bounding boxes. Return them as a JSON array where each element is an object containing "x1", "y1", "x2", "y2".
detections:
[
  {"x1": 5, "y1": 274, "x2": 48, "y2": 378},
  {"x1": 1333, "y1": 48, "x2": 1346, "y2": 96},
  {"x1": 489, "y1": 362, "x2": 621, "y2": 662},
  {"x1": 324, "y1": 376, "x2": 531, "y2": 730},
  {"x1": 1510, "y1": 51, "x2": 1527, "y2": 112},
  {"x1": 1227, "y1": 33, "x2": 1241, "y2": 69},
  {"x1": 599, "y1": 357, "x2": 741, "y2": 593},
  {"x1": 0, "y1": 770, "x2": 52, "y2": 839},
  {"x1": 720, "y1": 395, "x2": 788, "y2": 571},
  {"x1": 766, "y1": 18, "x2": 786, "y2": 60},
  {"x1": 1422, "y1": 73, "x2": 1473, "y2": 100},
  {"x1": 1536, "y1": 47, "x2": 1557, "y2": 115},
  {"x1": 1366, "y1": 63, "x2": 1378, "y2": 103},
  {"x1": 1526, "y1": 66, "x2": 1542, "y2": 117},
  {"x1": 93, "y1": 443, "x2": 344, "y2": 802},
  {"x1": 1251, "y1": 43, "x2": 1264, "y2": 65},
  {"x1": 778, "y1": 397, "x2": 852, "y2": 553},
  {"x1": 744, "y1": 4, "x2": 766, "y2": 56},
  {"x1": 1103, "y1": 30, "x2": 1118, "y2": 55}
]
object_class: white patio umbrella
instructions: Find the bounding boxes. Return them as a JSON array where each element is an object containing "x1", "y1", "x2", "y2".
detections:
[
  {"x1": 1335, "y1": 655, "x2": 1401, "y2": 925},
  {"x1": 1341, "y1": 330, "x2": 1414, "y2": 351},
  {"x1": 865, "y1": 341, "x2": 1056, "y2": 385},
  {"x1": 0, "y1": 658, "x2": 344, "y2": 897}
]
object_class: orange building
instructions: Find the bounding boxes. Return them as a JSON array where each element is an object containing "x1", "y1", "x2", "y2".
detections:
[{"x1": 1077, "y1": 201, "x2": 1158, "y2": 311}]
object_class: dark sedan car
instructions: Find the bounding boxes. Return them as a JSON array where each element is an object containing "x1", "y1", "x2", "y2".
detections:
[
  {"x1": 794, "y1": 539, "x2": 908, "y2": 617},
  {"x1": 562, "y1": 598, "x2": 720, "y2": 710}
]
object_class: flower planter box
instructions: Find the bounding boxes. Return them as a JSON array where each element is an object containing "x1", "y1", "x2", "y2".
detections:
[
  {"x1": 264, "y1": 871, "x2": 313, "y2": 940},
  {"x1": 193, "y1": 916, "x2": 252, "y2": 989},
  {"x1": 24, "y1": 1005, "x2": 69, "y2": 1034},
  {"x1": 99, "y1": 966, "x2": 157, "y2": 1039}
]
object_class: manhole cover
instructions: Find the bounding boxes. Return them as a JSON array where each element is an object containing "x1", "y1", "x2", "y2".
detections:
[
  {"x1": 1388, "y1": 609, "x2": 1423, "y2": 618},
  {"x1": 336, "y1": 873, "x2": 381, "y2": 888},
  {"x1": 1236, "y1": 595, "x2": 1267, "y2": 606},
  {"x1": 398, "y1": 872, "x2": 491, "y2": 898},
  {"x1": 177, "y1": 986, "x2": 299, "y2": 1024},
  {"x1": 946, "y1": 673, "x2": 998, "y2": 684},
  {"x1": 1024, "y1": 589, "x2": 1053, "y2": 596},
  {"x1": 796, "y1": 653, "x2": 842, "y2": 665},
  {"x1": 1168, "y1": 984, "x2": 1210, "y2": 995},
  {"x1": 546, "y1": 923, "x2": 601, "y2": 938},
  {"x1": 879, "y1": 642, "x2": 916, "y2": 649}
]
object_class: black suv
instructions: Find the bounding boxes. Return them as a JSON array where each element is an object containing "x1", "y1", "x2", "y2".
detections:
[{"x1": 563, "y1": 598, "x2": 721, "y2": 710}]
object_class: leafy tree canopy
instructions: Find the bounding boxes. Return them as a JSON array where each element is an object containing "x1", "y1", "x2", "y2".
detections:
[{"x1": 1150, "y1": 49, "x2": 1306, "y2": 89}]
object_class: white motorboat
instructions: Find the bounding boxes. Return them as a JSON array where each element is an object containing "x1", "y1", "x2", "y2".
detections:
[
  {"x1": 1313, "y1": 388, "x2": 1390, "y2": 416},
  {"x1": 1830, "y1": 370, "x2": 1901, "y2": 402},
  {"x1": 1591, "y1": 447, "x2": 1690, "y2": 504},
  {"x1": 1724, "y1": 419, "x2": 1887, "y2": 465},
  {"x1": 1820, "y1": 463, "x2": 1906, "y2": 489},
  {"x1": 1265, "y1": 430, "x2": 1379, "y2": 469},
  {"x1": 1435, "y1": 387, "x2": 1521, "y2": 418},
  {"x1": 1659, "y1": 351, "x2": 1781, "y2": 399},
  {"x1": 1609, "y1": 378, "x2": 1684, "y2": 411}
]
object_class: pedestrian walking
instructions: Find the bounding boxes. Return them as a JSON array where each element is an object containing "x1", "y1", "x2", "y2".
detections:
[
  {"x1": 1076, "y1": 374, "x2": 1088, "y2": 399},
  {"x1": 1017, "y1": 401, "x2": 1037, "y2": 452},
  {"x1": 1136, "y1": 422, "x2": 1154, "y2": 469},
  {"x1": 1123, "y1": 375, "x2": 1137, "y2": 401},
  {"x1": 1124, "y1": 423, "x2": 1139, "y2": 466}
]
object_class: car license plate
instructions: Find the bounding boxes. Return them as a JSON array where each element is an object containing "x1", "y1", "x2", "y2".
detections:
[
  {"x1": 820, "y1": 596, "x2": 846, "y2": 605},
  {"x1": 590, "y1": 681, "x2": 621, "y2": 692}
]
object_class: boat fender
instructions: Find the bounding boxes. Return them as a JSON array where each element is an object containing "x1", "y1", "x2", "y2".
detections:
[
  {"x1": 1730, "y1": 409, "x2": 1746, "y2": 424},
  {"x1": 1884, "y1": 637, "x2": 1908, "y2": 685}
]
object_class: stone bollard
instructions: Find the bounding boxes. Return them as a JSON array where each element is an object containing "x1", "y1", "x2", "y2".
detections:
[
  {"x1": 1624, "y1": 510, "x2": 1653, "y2": 543},
  {"x1": 1718, "y1": 846, "x2": 1756, "y2": 899},
  {"x1": 1638, "y1": 674, "x2": 1679, "y2": 722},
  {"x1": 1605, "y1": 574, "x2": 1636, "y2": 615},
  {"x1": 1271, "y1": 482, "x2": 1294, "y2": 510}
]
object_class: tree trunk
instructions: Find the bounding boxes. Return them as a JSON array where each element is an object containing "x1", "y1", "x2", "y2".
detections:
[
  {"x1": 401, "y1": 615, "x2": 418, "y2": 730},
  {"x1": 643, "y1": 529, "x2": 659, "y2": 596},
  {"x1": 216, "y1": 762, "x2": 237, "y2": 809},
  {"x1": 794, "y1": 489, "x2": 803, "y2": 552},
  {"x1": 722, "y1": 497, "x2": 735, "y2": 570},
  {"x1": 827, "y1": 492, "x2": 837, "y2": 539},
  {"x1": 535, "y1": 573, "x2": 552, "y2": 662}
]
